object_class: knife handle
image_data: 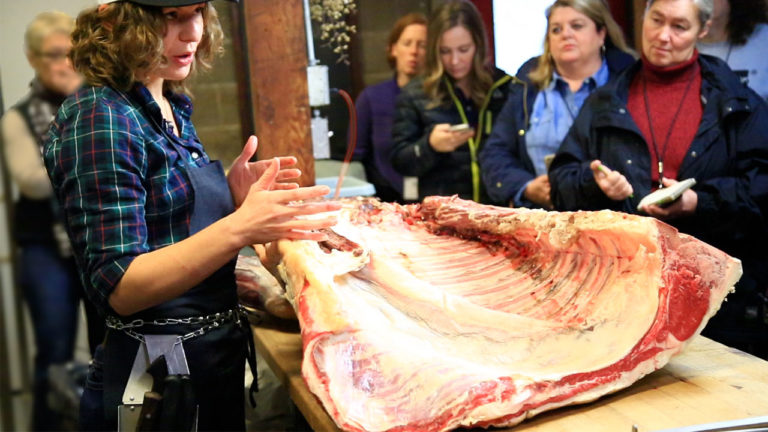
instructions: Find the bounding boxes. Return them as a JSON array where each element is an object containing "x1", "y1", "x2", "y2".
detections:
[{"x1": 136, "y1": 391, "x2": 163, "y2": 432}]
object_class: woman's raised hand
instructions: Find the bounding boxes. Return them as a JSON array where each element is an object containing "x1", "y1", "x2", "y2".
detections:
[
  {"x1": 228, "y1": 135, "x2": 302, "y2": 207},
  {"x1": 229, "y1": 157, "x2": 341, "y2": 245}
]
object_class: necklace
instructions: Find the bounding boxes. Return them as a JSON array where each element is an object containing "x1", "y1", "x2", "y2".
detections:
[
  {"x1": 160, "y1": 97, "x2": 178, "y2": 136},
  {"x1": 642, "y1": 68, "x2": 697, "y2": 188}
]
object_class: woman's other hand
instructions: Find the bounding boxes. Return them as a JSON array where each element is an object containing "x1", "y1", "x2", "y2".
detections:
[
  {"x1": 524, "y1": 174, "x2": 553, "y2": 209},
  {"x1": 228, "y1": 135, "x2": 302, "y2": 207},
  {"x1": 590, "y1": 160, "x2": 633, "y2": 201},
  {"x1": 640, "y1": 177, "x2": 697, "y2": 220},
  {"x1": 429, "y1": 123, "x2": 475, "y2": 152},
  {"x1": 230, "y1": 158, "x2": 341, "y2": 245}
]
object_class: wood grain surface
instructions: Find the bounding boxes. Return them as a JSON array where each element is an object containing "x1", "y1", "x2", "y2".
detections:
[{"x1": 251, "y1": 319, "x2": 768, "y2": 432}]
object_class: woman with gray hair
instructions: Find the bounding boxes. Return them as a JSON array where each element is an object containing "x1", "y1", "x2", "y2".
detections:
[
  {"x1": 479, "y1": 0, "x2": 635, "y2": 208},
  {"x1": 0, "y1": 10, "x2": 104, "y2": 430},
  {"x1": 550, "y1": 0, "x2": 768, "y2": 359}
]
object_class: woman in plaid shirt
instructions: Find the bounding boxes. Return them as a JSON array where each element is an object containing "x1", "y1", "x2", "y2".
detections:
[{"x1": 44, "y1": 0, "x2": 340, "y2": 430}]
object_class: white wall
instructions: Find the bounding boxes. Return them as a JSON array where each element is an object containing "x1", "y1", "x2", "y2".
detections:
[
  {"x1": 493, "y1": 0, "x2": 551, "y2": 77},
  {"x1": 0, "y1": 0, "x2": 97, "y2": 110}
]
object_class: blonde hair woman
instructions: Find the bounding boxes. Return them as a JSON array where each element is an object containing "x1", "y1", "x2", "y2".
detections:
[
  {"x1": 480, "y1": 0, "x2": 634, "y2": 209},
  {"x1": 391, "y1": 0, "x2": 512, "y2": 203}
]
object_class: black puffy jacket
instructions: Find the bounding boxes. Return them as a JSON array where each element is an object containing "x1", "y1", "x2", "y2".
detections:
[{"x1": 390, "y1": 68, "x2": 512, "y2": 202}]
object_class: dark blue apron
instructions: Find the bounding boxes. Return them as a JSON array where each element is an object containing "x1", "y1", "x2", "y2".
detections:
[{"x1": 81, "y1": 97, "x2": 251, "y2": 431}]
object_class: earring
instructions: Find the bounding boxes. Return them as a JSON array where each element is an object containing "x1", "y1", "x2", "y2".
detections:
[{"x1": 601, "y1": 44, "x2": 606, "y2": 56}]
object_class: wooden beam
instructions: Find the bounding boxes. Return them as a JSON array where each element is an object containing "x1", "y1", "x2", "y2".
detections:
[
  {"x1": 633, "y1": 0, "x2": 646, "y2": 53},
  {"x1": 241, "y1": 0, "x2": 315, "y2": 186},
  {"x1": 229, "y1": 2, "x2": 255, "y2": 146}
]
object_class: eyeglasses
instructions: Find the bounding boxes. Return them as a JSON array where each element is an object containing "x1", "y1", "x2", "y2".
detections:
[{"x1": 37, "y1": 51, "x2": 71, "y2": 63}]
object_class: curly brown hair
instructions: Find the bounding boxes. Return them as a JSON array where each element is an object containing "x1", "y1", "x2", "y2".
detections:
[{"x1": 70, "y1": 2, "x2": 224, "y2": 94}]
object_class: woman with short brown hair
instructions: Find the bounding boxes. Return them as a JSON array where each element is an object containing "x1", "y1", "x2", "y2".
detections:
[
  {"x1": 354, "y1": 12, "x2": 427, "y2": 203},
  {"x1": 698, "y1": 0, "x2": 768, "y2": 99}
]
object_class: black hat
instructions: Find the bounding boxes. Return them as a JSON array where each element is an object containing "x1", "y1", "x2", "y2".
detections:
[{"x1": 98, "y1": 0, "x2": 238, "y2": 6}]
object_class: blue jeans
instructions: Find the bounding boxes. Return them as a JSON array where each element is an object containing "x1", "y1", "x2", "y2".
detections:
[
  {"x1": 18, "y1": 243, "x2": 101, "y2": 430},
  {"x1": 80, "y1": 344, "x2": 110, "y2": 431}
]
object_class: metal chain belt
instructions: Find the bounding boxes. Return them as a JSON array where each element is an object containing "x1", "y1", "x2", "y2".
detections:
[{"x1": 106, "y1": 308, "x2": 242, "y2": 344}]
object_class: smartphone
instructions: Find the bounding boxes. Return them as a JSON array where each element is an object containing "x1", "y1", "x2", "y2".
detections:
[
  {"x1": 637, "y1": 178, "x2": 696, "y2": 211},
  {"x1": 448, "y1": 123, "x2": 471, "y2": 132}
]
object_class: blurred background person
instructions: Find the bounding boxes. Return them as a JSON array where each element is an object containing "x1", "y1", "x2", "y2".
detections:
[
  {"x1": 0, "y1": 11, "x2": 104, "y2": 430},
  {"x1": 480, "y1": 0, "x2": 634, "y2": 208},
  {"x1": 391, "y1": 0, "x2": 512, "y2": 203},
  {"x1": 698, "y1": 0, "x2": 768, "y2": 100},
  {"x1": 353, "y1": 12, "x2": 427, "y2": 203},
  {"x1": 549, "y1": 0, "x2": 768, "y2": 359}
]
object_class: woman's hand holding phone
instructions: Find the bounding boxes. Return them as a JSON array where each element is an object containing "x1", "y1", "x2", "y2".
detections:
[{"x1": 429, "y1": 123, "x2": 475, "y2": 152}]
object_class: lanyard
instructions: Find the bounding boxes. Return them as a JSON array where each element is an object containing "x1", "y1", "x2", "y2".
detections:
[
  {"x1": 642, "y1": 69, "x2": 697, "y2": 188},
  {"x1": 444, "y1": 75, "x2": 511, "y2": 202}
]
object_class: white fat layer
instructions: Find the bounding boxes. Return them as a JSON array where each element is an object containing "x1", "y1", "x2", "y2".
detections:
[{"x1": 280, "y1": 203, "x2": 740, "y2": 432}]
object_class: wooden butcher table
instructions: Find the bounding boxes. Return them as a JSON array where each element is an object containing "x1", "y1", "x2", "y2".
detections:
[{"x1": 251, "y1": 319, "x2": 768, "y2": 432}]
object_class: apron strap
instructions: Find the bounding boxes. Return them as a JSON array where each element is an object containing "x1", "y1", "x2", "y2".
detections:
[{"x1": 240, "y1": 312, "x2": 259, "y2": 407}]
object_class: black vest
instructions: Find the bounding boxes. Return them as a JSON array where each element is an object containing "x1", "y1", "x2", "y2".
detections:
[{"x1": 8, "y1": 80, "x2": 66, "y2": 246}]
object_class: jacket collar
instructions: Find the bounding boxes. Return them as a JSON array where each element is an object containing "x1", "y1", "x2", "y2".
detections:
[
  {"x1": 603, "y1": 54, "x2": 754, "y2": 117},
  {"x1": 697, "y1": 54, "x2": 755, "y2": 116}
]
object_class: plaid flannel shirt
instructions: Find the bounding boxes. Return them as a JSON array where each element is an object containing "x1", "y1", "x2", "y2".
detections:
[{"x1": 44, "y1": 84, "x2": 212, "y2": 316}]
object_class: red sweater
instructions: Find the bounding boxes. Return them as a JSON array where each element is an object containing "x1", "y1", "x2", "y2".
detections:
[{"x1": 627, "y1": 52, "x2": 702, "y2": 187}]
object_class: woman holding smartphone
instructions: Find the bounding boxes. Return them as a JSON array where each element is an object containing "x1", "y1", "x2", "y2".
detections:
[{"x1": 390, "y1": 0, "x2": 512, "y2": 203}]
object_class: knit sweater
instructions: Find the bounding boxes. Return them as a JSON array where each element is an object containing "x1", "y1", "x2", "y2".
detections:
[{"x1": 627, "y1": 52, "x2": 702, "y2": 186}]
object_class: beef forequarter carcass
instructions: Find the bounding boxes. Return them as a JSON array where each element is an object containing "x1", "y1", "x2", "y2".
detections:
[{"x1": 271, "y1": 196, "x2": 741, "y2": 432}]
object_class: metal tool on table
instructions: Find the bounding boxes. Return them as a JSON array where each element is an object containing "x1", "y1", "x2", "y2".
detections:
[
  {"x1": 118, "y1": 335, "x2": 197, "y2": 432},
  {"x1": 632, "y1": 415, "x2": 768, "y2": 432}
]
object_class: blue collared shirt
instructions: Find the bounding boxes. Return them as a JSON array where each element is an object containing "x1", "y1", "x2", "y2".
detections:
[{"x1": 514, "y1": 59, "x2": 609, "y2": 206}]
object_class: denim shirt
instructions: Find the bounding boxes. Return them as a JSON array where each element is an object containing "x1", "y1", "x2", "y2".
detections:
[{"x1": 513, "y1": 59, "x2": 609, "y2": 205}]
